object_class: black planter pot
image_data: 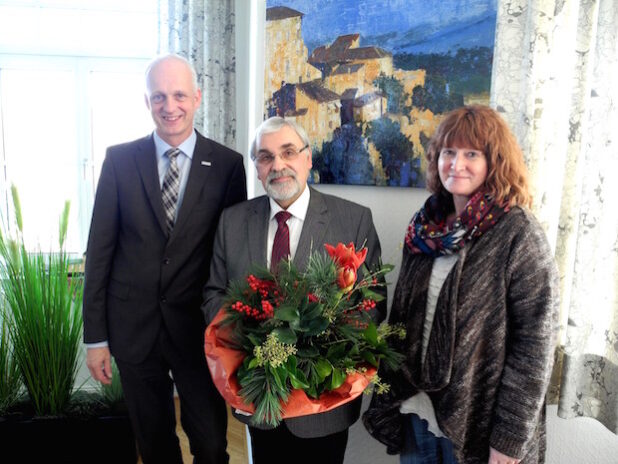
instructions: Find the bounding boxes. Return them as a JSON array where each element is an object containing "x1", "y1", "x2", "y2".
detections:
[{"x1": 0, "y1": 406, "x2": 137, "y2": 463}]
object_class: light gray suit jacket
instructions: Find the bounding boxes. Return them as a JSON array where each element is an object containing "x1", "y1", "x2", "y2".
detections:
[{"x1": 202, "y1": 187, "x2": 384, "y2": 438}]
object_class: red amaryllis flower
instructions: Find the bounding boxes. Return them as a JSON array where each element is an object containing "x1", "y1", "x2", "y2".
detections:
[
  {"x1": 325, "y1": 243, "x2": 367, "y2": 292},
  {"x1": 337, "y1": 266, "x2": 357, "y2": 292},
  {"x1": 324, "y1": 242, "x2": 367, "y2": 270}
]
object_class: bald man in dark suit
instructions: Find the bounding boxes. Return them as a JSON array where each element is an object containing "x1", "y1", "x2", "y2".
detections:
[{"x1": 84, "y1": 54, "x2": 246, "y2": 464}]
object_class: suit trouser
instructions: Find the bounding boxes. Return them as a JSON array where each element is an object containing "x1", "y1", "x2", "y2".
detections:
[
  {"x1": 116, "y1": 326, "x2": 228, "y2": 464},
  {"x1": 248, "y1": 423, "x2": 348, "y2": 464}
]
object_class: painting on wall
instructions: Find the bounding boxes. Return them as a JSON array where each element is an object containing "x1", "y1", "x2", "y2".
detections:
[{"x1": 264, "y1": 0, "x2": 497, "y2": 187}]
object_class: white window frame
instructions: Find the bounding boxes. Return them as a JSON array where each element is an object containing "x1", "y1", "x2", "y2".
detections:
[{"x1": 0, "y1": 54, "x2": 152, "y2": 253}]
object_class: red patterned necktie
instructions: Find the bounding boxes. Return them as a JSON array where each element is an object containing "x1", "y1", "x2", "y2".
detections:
[{"x1": 271, "y1": 211, "x2": 292, "y2": 272}]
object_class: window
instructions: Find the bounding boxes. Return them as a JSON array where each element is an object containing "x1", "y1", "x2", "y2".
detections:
[{"x1": 0, "y1": 0, "x2": 158, "y2": 253}]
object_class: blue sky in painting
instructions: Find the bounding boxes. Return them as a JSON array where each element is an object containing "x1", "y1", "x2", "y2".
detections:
[{"x1": 267, "y1": 0, "x2": 497, "y2": 55}]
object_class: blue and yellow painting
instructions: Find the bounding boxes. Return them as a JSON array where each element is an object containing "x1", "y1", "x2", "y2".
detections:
[{"x1": 264, "y1": 0, "x2": 497, "y2": 187}]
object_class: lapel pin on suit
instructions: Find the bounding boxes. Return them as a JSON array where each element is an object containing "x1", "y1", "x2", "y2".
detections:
[{"x1": 201, "y1": 160, "x2": 212, "y2": 167}]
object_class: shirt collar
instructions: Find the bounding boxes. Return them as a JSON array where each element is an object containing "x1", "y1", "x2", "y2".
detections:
[
  {"x1": 269, "y1": 185, "x2": 311, "y2": 222},
  {"x1": 153, "y1": 130, "x2": 197, "y2": 161}
]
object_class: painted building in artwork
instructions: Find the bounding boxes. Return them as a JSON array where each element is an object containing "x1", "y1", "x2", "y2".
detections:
[
  {"x1": 340, "y1": 88, "x2": 359, "y2": 125},
  {"x1": 264, "y1": 5, "x2": 429, "y2": 172},
  {"x1": 264, "y1": 7, "x2": 321, "y2": 105},
  {"x1": 271, "y1": 80, "x2": 341, "y2": 144},
  {"x1": 344, "y1": 46, "x2": 393, "y2": 84},
  {"x1": 309, "y1": 34, "x2": 360, "y2": 76},
  {"x1": 307, "y1": 33, "x2": 394, "y2": 129},
  {"x1": 309, "y1": 34, "x2": 393, "y2": 88},
  {"x1": 352, "y1": 92, "x2": 387, "y2": 123},
  {"x1": 325, "y1": 63, "x2": 369, "y2": 96}
]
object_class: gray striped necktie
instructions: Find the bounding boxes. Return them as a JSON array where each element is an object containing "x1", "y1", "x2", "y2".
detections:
[{"x1": 161, "y1": 148, "x2": 181, "y2": 232}]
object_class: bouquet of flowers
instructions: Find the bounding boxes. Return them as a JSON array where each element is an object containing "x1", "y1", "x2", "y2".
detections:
[{"x1": 204, "y1": 242, "x2": 405, "y2": 427}]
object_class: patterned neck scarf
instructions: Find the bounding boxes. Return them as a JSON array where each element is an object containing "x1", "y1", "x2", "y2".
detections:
[{"x1": 405, "y1": 191, "x2": 510, "y2": 256}]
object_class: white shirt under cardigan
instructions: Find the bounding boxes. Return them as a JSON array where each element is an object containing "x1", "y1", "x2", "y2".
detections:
[{"x1": 399, "y1": 253, "x2": 459, "y2": 437}]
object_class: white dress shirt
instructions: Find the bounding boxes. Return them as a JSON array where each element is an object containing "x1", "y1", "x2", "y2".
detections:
[{"x1": 266, "y1": 185, "x2": 311, "y2": 269}]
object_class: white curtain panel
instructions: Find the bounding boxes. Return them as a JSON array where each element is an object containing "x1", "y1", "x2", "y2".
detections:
[
  {"x1": 491, "y1": 0, "x2": 618, "y2": 433},
  {"x1": 158, "y1": 0, "x2": 237, "y2": 147}
]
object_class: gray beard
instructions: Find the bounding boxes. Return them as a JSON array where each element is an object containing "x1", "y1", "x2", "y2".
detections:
[{"x1": 265, "y1": 169, "x2": 301, "y2": 202}]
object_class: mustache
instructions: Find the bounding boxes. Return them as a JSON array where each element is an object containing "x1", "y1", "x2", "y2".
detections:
[{"x1": 267, "y1": 168, "x2": 296, "y2": 183}]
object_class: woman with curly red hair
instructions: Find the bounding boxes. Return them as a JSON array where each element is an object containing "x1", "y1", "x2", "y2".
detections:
[{"x1": 364, "y1": 105, "x2": 558, "y2": 464}]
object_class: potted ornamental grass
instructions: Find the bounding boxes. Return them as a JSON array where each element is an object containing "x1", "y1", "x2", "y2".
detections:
[
  {"x1": 0, "y1": 306, "x2": 21, "y2": 415},
  {"x1": 0, "y1": 186, "x2": 136, "y2": 463}
]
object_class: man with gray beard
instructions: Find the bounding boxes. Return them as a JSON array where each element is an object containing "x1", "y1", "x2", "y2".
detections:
[{"x1": 202, "y1": 116, "x2": 384, "y2": 464}]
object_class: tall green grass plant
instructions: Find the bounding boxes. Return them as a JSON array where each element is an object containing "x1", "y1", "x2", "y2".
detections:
[
  {"x1": 0, "y1": 186, "x2": 83, "y2": 416},
  {"x1": 0, "y1": 300, "x2": 22, "y2": 413}
]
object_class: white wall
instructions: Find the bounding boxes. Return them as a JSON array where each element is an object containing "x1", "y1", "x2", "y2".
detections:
[
  {"x1": 235, "y1": 1, "x2": 618, "y2": 463},
  {"x1": 310, "y1": 185, "x2": 427, "y2": 305},
  {"x1": 545, "y1": 405, "x2": 618, "y2": 464}
]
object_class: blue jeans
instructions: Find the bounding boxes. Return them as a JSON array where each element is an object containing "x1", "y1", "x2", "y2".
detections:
[{"x1": 400, "y1": 414, "x2": 457, "y2": 464}]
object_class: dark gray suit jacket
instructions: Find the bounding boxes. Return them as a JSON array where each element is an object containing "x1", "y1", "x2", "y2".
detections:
[
  {"x1": 83, "y1": 130, "x2": 247, "y2": 364},
  {"x1": 202, "y1": 187, "x2": 384, "y2": 438}
]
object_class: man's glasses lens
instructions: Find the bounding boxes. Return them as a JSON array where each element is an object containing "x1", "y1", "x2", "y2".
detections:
[{"x1": 256, "y1": 145, "x2": 308, "y2": 165}]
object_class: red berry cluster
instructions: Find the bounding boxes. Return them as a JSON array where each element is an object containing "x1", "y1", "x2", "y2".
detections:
[
  {"x1": 247, "y1": 275, "x2": 275, "y2": 298},
  {"x1": 307, "y1": 293, "x2": 319, "y2": 303},
  {"x1": 230, "y1": 300, "x2": 273, "y2": 320},
  {"x1": 359, "y1": 299, "x2": 376, "y2": 311},
  {"x1": 261, "y1": 300, "x2": 274, "y2": 317},
  {"x1": 229, "y1": 275, "x2": 282, "y2": 321},
  {"x1": 271, "y1": 289, "x2": 284, "y2": 307}
]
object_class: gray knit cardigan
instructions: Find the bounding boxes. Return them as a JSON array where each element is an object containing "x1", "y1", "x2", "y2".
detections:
[{"x1": 363, "y1": 207, "x2": 559, "y2": 464}]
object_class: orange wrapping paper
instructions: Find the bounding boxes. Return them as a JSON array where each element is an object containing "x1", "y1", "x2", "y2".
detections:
[{"x1": 204, "y1": 308, "x2": 376, "y2": 419}]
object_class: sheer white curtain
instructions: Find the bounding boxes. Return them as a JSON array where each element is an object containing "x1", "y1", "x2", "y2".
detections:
[
  {"x1": 491, "y1": 0, "x2": 618, "y2": 433},
  {"x1": 157, "y1": 0, "x2": 237, "y2": 147}
]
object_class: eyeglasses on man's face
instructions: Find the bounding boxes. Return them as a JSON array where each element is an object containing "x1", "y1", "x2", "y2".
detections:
[{"x1": 254, "y1": 144, "x2": 309, "y2": 166}]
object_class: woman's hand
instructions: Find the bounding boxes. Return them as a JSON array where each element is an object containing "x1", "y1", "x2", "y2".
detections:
[{"x1": 488, "y1": 447, "x2": 521, "y2": 464}]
